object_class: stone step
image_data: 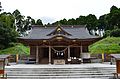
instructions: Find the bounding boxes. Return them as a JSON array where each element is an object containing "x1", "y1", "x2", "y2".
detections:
[
  {"x1": 7, "y1": 73, "x2": 110, "y2": 76},
  {"x1": 6, "y1": 69, "x2": 115, "y2": 72},
  {"x1": 7, "y1": 75, "x2": 112, "y2": 78},
  {"x1": 6, "y1": 71, "x2": 114, "y2": 74},
  {"x1": 6, "y1": 68, "x2": 116, "y2": 72},
  {"x1": 6, "y1": 69, "x2": 115, "y2": 71},
  {"x1": 6, "y1": 67, "x2": 116, "y2": 69},
  {"x1": 6, "y1": 70, "x2": 115, "y2": 74},
  {"x1": 5, "y1": 64, "x2": 116, "y2": 79},
  {"x1": 7, "y1": 77, "x2": 110, "y2": 79}
]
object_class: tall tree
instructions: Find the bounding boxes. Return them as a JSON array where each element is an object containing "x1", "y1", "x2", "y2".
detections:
[
  {"x1": 0, "y1": 12, "x2": 15, "y2": 29},
  {"x1": 12, "y1": 10, "x2": 37, "y2": 36},
  {"x1": 67, "y1": 18, "x2": 76, "y2": 25},
  {"x1": 110, "y1": 5, "x2": 119, "y2": 13},
  {"x1": 0, "y1": 12, "x2": 18, "y2": 49},
  {"x1": 12, "y1": 9, "x2": 25, "y2": 35},
  {"x1": 35, "y1": 19, "x2": 43, "y2": 25},
  {"x1": 0, "y1": 2, "x2": 3, "y2": 12},
  {"x1": 76, "y1": 16, "x2": 86, "y2": 25},
  {"x1": 59, "y1": 18, "x2": 68, "y2": 25},
  {"x1": 86, "y1": 14, "x2": 98, "y2": 35},
  {"x1": 105, "y1": 6, "x2": 120, "y2": 30}
]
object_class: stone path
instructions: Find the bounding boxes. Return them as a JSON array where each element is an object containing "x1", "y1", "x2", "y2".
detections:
[{"x1": 5, "y1": 63, "x2": 116, "y2": 79}]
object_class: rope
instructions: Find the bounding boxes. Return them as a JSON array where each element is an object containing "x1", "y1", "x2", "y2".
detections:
[{"x1": 51, "y1": 47, "x2": 68, "y2": 53}]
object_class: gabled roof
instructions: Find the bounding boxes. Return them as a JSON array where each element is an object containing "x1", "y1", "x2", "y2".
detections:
[
  {"x1": 19, "y1": 25, "x2": 100, "y2": 40},
  {"x1": 47, "y1": 25, "x2": 72, "y2": 36}
]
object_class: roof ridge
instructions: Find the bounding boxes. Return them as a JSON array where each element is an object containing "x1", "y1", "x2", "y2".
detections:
[{"x1": 32, "y1": 25, "x2": 86, "y2": 29}]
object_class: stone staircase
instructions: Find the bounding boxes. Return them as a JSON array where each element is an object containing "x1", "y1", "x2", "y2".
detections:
[{"x1": 5, "y1": 64, "x2": 116, "y2": 79}]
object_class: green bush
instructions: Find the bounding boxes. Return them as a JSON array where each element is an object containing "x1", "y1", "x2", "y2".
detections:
[{"x1": 110, "y1": 29, "x2": 120, "y2": 37}]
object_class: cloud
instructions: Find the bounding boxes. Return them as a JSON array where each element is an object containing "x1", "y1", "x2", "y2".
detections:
[
  {"x1": 40, "y1": 16, "x2": 56, "y2": 24},
  {"x1": 1, "y1": 0, "x2": 120, "y2": 24}
]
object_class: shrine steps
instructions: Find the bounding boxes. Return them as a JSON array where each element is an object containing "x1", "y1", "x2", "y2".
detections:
[{"x1": 5, "y1": 64, "x2": 116, "y2": 79}]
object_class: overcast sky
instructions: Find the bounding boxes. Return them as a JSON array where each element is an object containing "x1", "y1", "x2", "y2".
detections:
[{"x1": 1, "y1": 0, "x2": 120, "y2": 24}]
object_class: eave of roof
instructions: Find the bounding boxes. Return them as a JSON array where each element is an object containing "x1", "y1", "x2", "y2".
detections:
[
  {"x1": 18, "y1": 25, "x2": 100, "y2": 40},
  {"x1": 0, "y1": 55, "x2": 10, "y2": 59}
]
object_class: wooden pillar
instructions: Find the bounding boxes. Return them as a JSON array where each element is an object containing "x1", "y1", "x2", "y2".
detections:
[
  {"x1": 80, "y1": 45, "x2": 83, "y2": 63},
  {"x1": 16, "y1": 54, "x2": 19, "y2": 64},
  {"x1": 102, "y1": 53, "x2": 104, "y2": 62},
  {"x1": 80, "y1": 45, "x2": 83, "y2": 56},
  {"x1": 3, "y1": 59, "x2": 5, "y2": 78},
  {"x1": 49, "y1": 46, "x2": 51, "y2": 64},
  {"x1": 36, "y1": 46, "x2": 39, "y2": 64},
  {"x1": 68, "y1": 46, "x2": 70, "y2": 59}
]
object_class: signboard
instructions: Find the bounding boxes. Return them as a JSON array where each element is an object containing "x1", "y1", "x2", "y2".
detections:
[
  {"x1": 81, "y1": 53, "x2": 90, "y2": 58},
  {"x1": 54, "y1": 59, "x2": 65, "y2": 65}
]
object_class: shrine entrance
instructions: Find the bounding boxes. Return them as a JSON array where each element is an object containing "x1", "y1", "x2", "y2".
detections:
[
  {"x1": 51, "y1": 47, "x2": 67, "y2": 59},
  {"x1": 51, "y1": 47, "x2": 68, "y2": 64}
]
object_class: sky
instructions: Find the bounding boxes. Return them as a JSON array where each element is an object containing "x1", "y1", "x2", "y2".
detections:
[{"x1": 1, "y1": 0, "x2": 120, "y2": 24}]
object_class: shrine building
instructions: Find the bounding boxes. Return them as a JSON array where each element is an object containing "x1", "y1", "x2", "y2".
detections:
[{"x1": 19, "y1": 25, "x2": 100, "y2": 64}]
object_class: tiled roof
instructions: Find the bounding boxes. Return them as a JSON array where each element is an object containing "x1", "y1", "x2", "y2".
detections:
[
  {"x1": 110, "y1": 54, "x2": 120, "y2": 59},
  {"x1": 0, "y1": 55, "x2": 10, "y2": 59},
  {"x1": 19, "y1": 25, "x2": 100, "y2": 40}
]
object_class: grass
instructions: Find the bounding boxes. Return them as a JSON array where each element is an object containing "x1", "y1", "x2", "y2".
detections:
[
  {"x1": 89, "y1": 37, "x2": 120, "y2": 54},
  {"x1": 0, "y1": 43, "x2": 30, "y2": 55}
]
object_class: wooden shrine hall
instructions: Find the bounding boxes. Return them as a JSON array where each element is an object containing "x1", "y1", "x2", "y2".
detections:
[{"x1": 19, "y1": 25, "x2": 100, "y2": 64}]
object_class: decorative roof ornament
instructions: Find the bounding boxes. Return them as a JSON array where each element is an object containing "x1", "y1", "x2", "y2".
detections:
[{"x1": 47, "y1": 25, "x2": 72, "y2": 36}]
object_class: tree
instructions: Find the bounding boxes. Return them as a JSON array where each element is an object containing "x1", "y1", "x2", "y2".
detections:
[
  {"x1": 110, "y1": 5, "x2": 119, "y2": 13},
  {"x1": 31, "y1": 18, "x2": 36, "y2": 25},
  {"x1": 102, "y1": 6, "x2": 120, "y2": 37},
  {"x1": 24, "y1": 16, "x2": 32, "y2": 31},
  {"x1": 103, "y1": 30, "x2": 111, "y2": 37},
  {"x1": 0, "y1": 12, "x2": 18, "y2": 49},
  {"x1": 86, "y1": 14, "x2": 98, "y2": 35},
  {"x1": 59, "y1": 18, "x2": 68, "y2": 25},
  {"x1": 12, "y1": 10, "x2": 37, "y2": 36},
  {"x1": 110, "y1": 29, "x2": 120, "y2": 37},
  {"x1": 107, "y1": 6, "x2": 120, "y2": 30},
  {"x1": 51, "y1": 6, "x2": 120, "y2": 37},
  {"x1": 24, "y1": 16, "x2": 36, "y2": 31},
  {"x1": 35, "y1": 19, "x2": 43, "y2": 25},
  {"x1": 0, "y1": 2, "x2": 3, "y2": 12},
  {"x1": 98, "y1": 15, "x2": 106, "y2": 30},
  {"x1": 52, "y1": 19, "x2": 68, "y2": 25},
  {"x1": 76, "y1": 16, "x2": 86, "y2": 25},
  {"x1": 0, "y1": 12, "x2": 15, "y2": 29},
  {"x1": 67, "y1": 18, "x2": 76, "y2": 25},
  {"x1": 12, "y1": 9, "x2": 25, "y2": 35}
]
